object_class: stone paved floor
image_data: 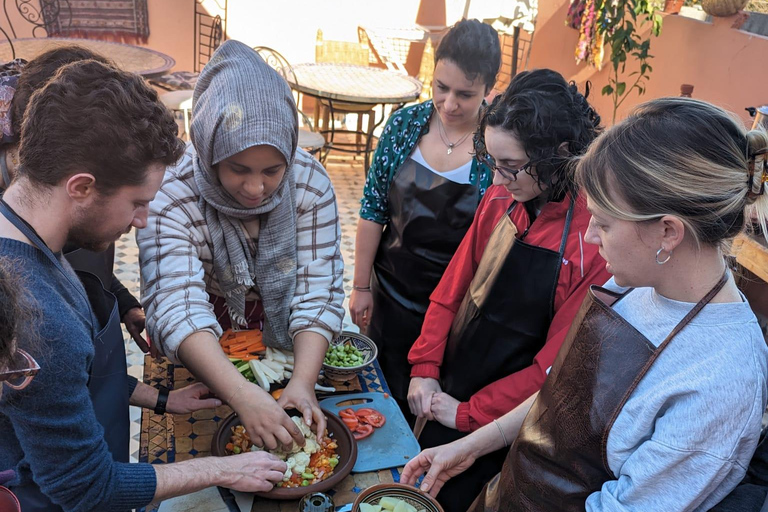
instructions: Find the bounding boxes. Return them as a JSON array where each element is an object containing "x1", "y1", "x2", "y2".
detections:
[{"x1": 116, "y1": 152, "x2": 367, "y2": 464}]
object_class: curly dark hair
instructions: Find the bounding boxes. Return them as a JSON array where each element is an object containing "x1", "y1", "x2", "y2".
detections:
[
  {"x1": 434, "y1": 19, "x2": 501, "y2": 91},
  {"x1": 475, "y1": 68, "x2": 602, "y2": 200},
  {"x1": 18, "y1": 59, "x2": 185, "y2": 194},
  {"x1": 0, "y1": 257, "x2": 36, "y2": 369},
  {"x1": 9, "y1": 46, "x2": 111, "y2": 141}
]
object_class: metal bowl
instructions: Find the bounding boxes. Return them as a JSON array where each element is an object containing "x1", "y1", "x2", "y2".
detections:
[
  {"x1": 322, "y1": 331, "x2": 378, "y2": 381},
  {"x1": 352, "y1": 483, "x2": 444, "y2": 512},
  {"x1": 211, "y1": 408, "x2": 357, "y2": 500}
]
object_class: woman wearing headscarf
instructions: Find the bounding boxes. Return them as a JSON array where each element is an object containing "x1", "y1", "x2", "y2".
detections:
[{"x1": 138, "y1": 40, "x2": 345, "y2": 448}]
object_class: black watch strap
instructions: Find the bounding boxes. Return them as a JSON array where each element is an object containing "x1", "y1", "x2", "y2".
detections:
[{"x1": 154, "y1": 385, "x2": 170, "y2": 415}]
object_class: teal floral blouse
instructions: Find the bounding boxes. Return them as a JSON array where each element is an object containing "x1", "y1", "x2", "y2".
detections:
[{"x1": 359, "y1": 100, "x2": 492, "y2": 225}]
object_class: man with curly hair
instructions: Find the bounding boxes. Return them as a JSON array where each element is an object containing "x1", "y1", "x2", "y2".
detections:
[{"x1": 0, "y1": 59, "x2": 288, "y2": 512}]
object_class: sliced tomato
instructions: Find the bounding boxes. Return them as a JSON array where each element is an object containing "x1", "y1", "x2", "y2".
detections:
[
  {"x1": 352, "y1": 423, "x2": 374, "y2": 440},
  {"x1": 355, "y1": 408, "x2": 386, "y2": 428},
  {"x1": 339, "y1": 408, "x2": 359, "y2": 431},
  {"x1": 342, "y1": 415, "x2": 359, "y2": 431}
]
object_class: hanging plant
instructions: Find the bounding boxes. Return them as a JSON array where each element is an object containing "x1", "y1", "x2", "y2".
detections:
[{"x1": 574, "y1": 0, "x2": 607, "y2": 69}]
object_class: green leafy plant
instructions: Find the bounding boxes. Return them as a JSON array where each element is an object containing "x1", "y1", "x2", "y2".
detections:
[{"x1": 599, "y1": 0, "x2": 663, "y2": 123}]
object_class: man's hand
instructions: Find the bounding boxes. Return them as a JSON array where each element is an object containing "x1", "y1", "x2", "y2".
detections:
[
  {"x1": 123, "y1": 307, "x2": 150, "y2": 353},
  {"x1": 166, "y1": 382, "x2": 222, "y2": 414}
]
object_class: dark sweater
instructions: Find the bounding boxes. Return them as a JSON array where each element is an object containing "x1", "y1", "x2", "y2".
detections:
[{"x1": 0, "y1": 238, "x2": 156, "y2": 511}]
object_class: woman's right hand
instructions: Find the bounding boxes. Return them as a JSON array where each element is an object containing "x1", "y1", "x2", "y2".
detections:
[
  {"x1": 216, "y1": 451, "x2": 288, "y2": 492},
  {"x1": 349, "y1": 289, "x2": 374, "y2": 329},
  {"x1": 400, "y1": 438, "x2": 478, "y2": 497},
  {"x1": 408, "y1": 377, "x2": 442, "y2": 420},
  {"x1": 229, "y1": 382, "x2": 305, "y2": 451}
]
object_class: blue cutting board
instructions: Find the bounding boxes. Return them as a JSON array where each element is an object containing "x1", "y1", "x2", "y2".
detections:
[{"x1": 320, "y1": 392, "x2": 421, "y2": 473}]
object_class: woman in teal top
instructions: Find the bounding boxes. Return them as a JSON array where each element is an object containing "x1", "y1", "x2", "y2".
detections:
[{"x1": 351, "y1": 19, "x2": 499, "y2": 417}]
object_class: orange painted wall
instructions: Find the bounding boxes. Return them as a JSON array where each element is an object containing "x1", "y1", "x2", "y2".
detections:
[{"x1": 528, "y1": 0, "x2": 768, "y2": 125}]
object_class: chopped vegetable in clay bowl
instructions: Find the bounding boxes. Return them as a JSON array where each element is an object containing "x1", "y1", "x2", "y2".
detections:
[{"x1": 211, "y1": 408, "x2": 357, "y2": 499}]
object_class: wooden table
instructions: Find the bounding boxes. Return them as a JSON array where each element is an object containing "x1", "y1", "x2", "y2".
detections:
[
  {"x1": 0, "y1": 37, "x2": 175, "y2": 77},
  {"x1": 139, "y1": 356, "x2": 406, "y2": 512},
  {"x1": 286, "y1": 63, "x2": 422, "y2": 170}
]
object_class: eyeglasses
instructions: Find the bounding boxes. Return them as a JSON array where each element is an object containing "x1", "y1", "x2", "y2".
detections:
[
  {"x1": 479, "y1": 154, "x2": 533, "y2": 182},
  {"x1": 0, "y1": 348, "x2": 40, "y2": 391}
]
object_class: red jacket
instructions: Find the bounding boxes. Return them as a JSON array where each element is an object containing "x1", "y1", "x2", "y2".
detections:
[{"x1": 408, "y1": 185, "x2": 610, "y2": 432}]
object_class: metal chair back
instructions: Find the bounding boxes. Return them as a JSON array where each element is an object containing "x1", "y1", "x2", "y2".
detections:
[
  {"x1": 194, "y1": 0, "x2": 226, "y2": 73},
  {"x1": 1, "y1": 0, "x2": 72, "y2": 49}
]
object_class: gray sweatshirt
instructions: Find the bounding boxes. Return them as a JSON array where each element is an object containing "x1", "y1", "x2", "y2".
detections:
[{"x1": 586, "y1": 278, "x2": 768, "y2": 511}]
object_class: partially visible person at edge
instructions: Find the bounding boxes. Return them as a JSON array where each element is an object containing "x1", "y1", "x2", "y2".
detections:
[
  {"x1": 404, "y1": 69, "x2": 609, "y2": 512},
  {"x1": 350, "y1": 19, "x2": 499, "y2": 418},
  {"x1": 0, "y1": 257, "x2": 37, "y2": 512},
  {"x1": 0, "y1": 59, "x2": 287, "y2": 512},
  {"x1": 401, "y1": 97, "x2": 768, "y2": 512},
  {"x1": 138, "y1": 40, "x2": 344, "y2": 451},
  {"x1": 0, "y1": 48, "x2": 150, "y2": 355}
]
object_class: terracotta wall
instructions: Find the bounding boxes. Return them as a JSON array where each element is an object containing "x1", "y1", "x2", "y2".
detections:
[{"x1": 528, "y1": 0, "x2": 768, "y2": 125}]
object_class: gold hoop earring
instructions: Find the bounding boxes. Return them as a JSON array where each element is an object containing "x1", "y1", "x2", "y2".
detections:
[{"x1": 656, "y1": 248, "x2": 672, "y2": 265}]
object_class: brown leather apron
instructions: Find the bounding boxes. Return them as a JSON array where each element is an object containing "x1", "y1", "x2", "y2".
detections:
[{"x1": 468, "y1": 272, "x2": 729, "y2": 512}]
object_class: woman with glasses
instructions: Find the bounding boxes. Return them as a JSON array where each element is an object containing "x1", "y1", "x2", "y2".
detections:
[
  {"x1": 351, "y1": 19, "x2": 499, "y2": 418},
  {"x1": 405, "y1": 69, "x2": 610, "y2": 512},
  {"x1": 402, "y1": 97, "x2": 768, "y2": 512}
]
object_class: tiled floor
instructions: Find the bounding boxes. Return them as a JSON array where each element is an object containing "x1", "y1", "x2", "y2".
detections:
[{"x1": 116, "y1": 151, "x2": 368, "y2": 463}]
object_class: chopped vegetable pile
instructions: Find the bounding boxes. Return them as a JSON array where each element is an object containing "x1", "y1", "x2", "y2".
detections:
[
  {"x1": 339, "y1": 407, "x2": 386, "y2": 440},
  {"x1": 226, "y1": 416, "x2": 340, "y2": 488},
  {"x1": 360, "y1": 497, "x2": 427, "y2": 512},
  {"x1": 324, "y1": 342, "x2": 365, "y2": 367}
]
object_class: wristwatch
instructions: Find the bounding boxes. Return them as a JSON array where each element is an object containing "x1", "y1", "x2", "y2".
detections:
[{"x1": 154, "y1": 385, "x2": 170, "y2": 415}]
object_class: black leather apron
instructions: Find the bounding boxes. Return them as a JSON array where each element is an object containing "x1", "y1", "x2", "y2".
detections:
[
  {"x1": 441, "y1": 198, "x2": 574, "y2": 401},
  {"x1": 367, "y1": 157, "x2": 479, "y2": 403},
  {"x1": 0, "y1": 201, "x2": 129, "y2": 512},
  {"x1": 419, "y1": 197, "x2": 574, "y2": 512},
  {"x1": 469, "y1": 273, "x2": 728, "y2": 512}
]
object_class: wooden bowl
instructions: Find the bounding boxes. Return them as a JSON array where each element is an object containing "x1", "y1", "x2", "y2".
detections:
[
  {"x1": 211, "y1": 408, "x2": 357, "y2": 500},
  {"x1": 352, "y1": 483, "x2": 445, "y2": 512}
]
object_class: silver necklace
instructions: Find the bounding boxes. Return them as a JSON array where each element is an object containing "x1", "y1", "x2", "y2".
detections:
[{"x1": 435, "y1": 113, "x2": 474, "y2": 155}]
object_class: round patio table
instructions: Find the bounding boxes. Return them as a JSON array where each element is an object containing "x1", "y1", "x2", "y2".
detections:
[
  {"x1": 0, "y1": 37, "x2": 175, "y2": 77},
  {"x1": 286, "y1": 63, "x2": 422, "y2": 169}
]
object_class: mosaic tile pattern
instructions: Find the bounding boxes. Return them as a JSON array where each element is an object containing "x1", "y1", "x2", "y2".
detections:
[{"x1": 115, "y1": 151, "x2": 370, "y2": 465}]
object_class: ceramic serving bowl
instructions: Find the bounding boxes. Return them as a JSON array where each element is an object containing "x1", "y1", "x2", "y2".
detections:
[
  {"x1": 352, "y1": 483, "x2": 445, "y2": 512},
  {"x1": 322, "y1": 331, "x2": 378, "y2": 381},
  {"x1": 211, "y1": 408, "x2": 357, "y2": 500}
]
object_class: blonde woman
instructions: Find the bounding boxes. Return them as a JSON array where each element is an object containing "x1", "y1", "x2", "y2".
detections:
[{"x1": 402, "y1": 97, "x2": 768, "y2": 511}]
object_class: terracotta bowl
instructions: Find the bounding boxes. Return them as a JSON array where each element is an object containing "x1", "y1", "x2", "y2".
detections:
[
  {"x1": 352, "y1": 483, "x2": 445, "y2": 512},
  {"x1": 211, "y1": 408, "x2": 357, "y2": 500}
]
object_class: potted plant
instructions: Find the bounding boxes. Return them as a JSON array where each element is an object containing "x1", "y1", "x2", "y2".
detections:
[
  {"x1": 664, "y1": 0, "x2": 685, "y2": 14},
  {"x1": 701, "y1": 0, "x2": 749, "y2": 16}
]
